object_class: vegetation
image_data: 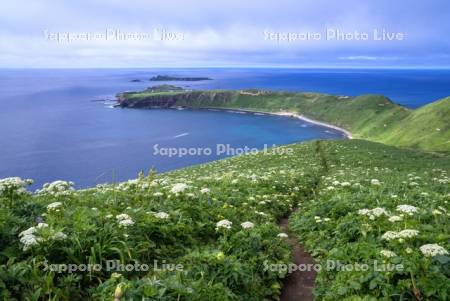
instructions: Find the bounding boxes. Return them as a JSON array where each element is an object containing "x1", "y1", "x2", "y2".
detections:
[
  {"x1": 0, "y1": 142, "x2": 316, "y2": 300},
  {"x1": 1, "y1": 140, "x2": 449, "y2": 300},
  {"x1": 290, "y1": 140, "x2": 450, "y2": 300},
  {"x1": 118, "y1": 89, "x2": 450, "y2": 152}
]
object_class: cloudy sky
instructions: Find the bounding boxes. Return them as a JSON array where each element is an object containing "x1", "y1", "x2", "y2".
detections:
[{"x1": 1, "y1": 0, "x2": 449, "y2": 68}]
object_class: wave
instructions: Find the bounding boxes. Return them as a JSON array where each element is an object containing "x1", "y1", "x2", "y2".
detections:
[{"x1": 173, "y1": 132, "x2": 190, "y2": 138}]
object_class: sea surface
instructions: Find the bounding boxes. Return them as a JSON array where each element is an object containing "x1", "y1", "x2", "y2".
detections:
[{"x1": 0, "y1": 68, "x2": 449, "y2": 188}]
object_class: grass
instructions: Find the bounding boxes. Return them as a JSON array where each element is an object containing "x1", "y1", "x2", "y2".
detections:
[
  {"x1": 119, "y1": 89, "x2": 450, "y2": 152},
  {"x1": 1, "y1": 140, "x2": 449, "y2": 300}
]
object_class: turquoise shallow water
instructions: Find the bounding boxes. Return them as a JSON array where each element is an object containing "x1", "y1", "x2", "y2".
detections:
[{"x1": 0, "y1": 68, "x2": 448, "y2": 188}]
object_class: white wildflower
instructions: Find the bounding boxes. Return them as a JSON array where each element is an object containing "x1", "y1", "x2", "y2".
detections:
[
  {"x1": 371, "y1": 179, "x2": 381, "y2": 186},
  {"x1": 154, "y1": 212, "x2": 170, "y2": 219},
  {"x1": 0, "y1": 177, "x2": 33, "y2": 196},
  {"x1": 19, "y1": 233, "x2": 40, "y2": 250},
  {"x1": 398, "y1": 229, "x2": 419, "y2": 238},
  {"x1": 170, "y1": 183, "x2": 188, "y2": 194},
  {"x1": 358, "y1": 207, "x2": 388, "y2": 219},
  {"x1": 118, "y1": 219, "x2": 135, "y2": 227},
  {"x1": 396, "y1": 205, "x2": 419, "y2": 215},
  {"x1": 372, "y1": 207, "x2": 389, "y2": 217},
  {"x1": 116, "y1": 214, "x2": 131, "y2": 221},
  {"x1": 18, "y1": 223, "x2": 48, "y2": 250},
  {"x1": 47, "y1": 202, "x2": 62, "y2": 212},
  {"x1": 381, "y1": 231, "x2": 399, "y2": 241},
  {"x1": 358, "y1": 209, "x2": 370, "y2": 215},
  {"x1": 37, "y1": 180, "x2": 74, "y2": 196},
  {"x1": 419, "y1": 244, "x2": 449, "y2": 257},
  {"x1": 200, "y1": 188, "x2": 210, "y2": 194},
  {"x1": 388, "y1": 215, "x2": 402, "y2": 223},
  {"x1": 215, "y1": 219, "x2": 232, "y2": 230},
  {"x1": 277, "y1": 233, "x2": 288, "y2": 238},
  {"x1": 380, "y1": 250, "x2": 397, "y2": 258},
  {"x1": 240, "y1": 221, "x2": 254, "y2": 229}
]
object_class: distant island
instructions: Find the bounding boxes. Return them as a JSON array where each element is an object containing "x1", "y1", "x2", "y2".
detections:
[
  {"x1": 150, "y1": 75, "x2": 212, "y2": 81},
  {"x1": 116, "y1": 86, "x2": 450, "y2": 152}
]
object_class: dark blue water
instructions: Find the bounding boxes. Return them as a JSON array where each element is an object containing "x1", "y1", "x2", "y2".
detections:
[{"x1": 0, "y1": 68, "x2": 448, "y2": 188}]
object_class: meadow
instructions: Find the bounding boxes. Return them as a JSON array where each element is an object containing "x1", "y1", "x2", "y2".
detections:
[{"x1": 0, "y1": 140, "x2": 448, "y2": 300}]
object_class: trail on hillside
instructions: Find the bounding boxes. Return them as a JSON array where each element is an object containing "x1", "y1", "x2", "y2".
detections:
[
  {"x1": 279, "y1": 216, "x2": 316, "y2": 301},
  {"x1": 279, "y1": 141, "x2": 329, "y2": 301}
]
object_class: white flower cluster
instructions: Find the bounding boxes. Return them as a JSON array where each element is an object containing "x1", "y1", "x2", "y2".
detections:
[
  {"x1": 396, "y1": 204, "x2": 419, "y2": 215},
  {"x1": 419, "y1": 244, "x2": 449, "y2": 257},
  {"x1": 0, "y1": 177, "x2": 33, "y2": 195},
  {"x1": 380, "y1": 250, "x2": 397, "y2": 258},
  {"x1": 216, "y1": 219, "x2": 232, "y2": 230},
  {"x1": 116, "y1": 214, "x2": 134, "y2": 227},
  {"x1": 388, "y1": 215, "x2": 402, "y2": 223},
  {"x1": 170, "y1": 183, "x2": 189, "y2": 194},
  {"x1": 154, "y1": 212, "x2": 170, "y2": 219},
  {"x1": 18, "y1": 223, "x2": 67, "y2": 251},
  {"x1": 240, "y1": 221, "x2": 254, "y2": 229},
  {"x1": 116, "y1": 178, "x2": 156, "y2": 192},
  {"x1": 200, "y1": 188, "x2": 210, "y2": 194},
  {"x1": 47, "y1": 201, "x2": 63, "y2": 212},
  {"x1": 36, "y1": 180, "x2": 74, "y2": 197},
  {"x1": 381, "y1": 229, "x2": 419, "y2": 241},
  {"x1": 371, "y1": 179, "x2": 381, "y2": 186},
  {"x1": 19, "y1": 224, "x2": 46, "y2": 250},
  {"x1": 277, "y1": 233, "x2": 288, "y2": 238},
  {"x1": 358, "y1": 207, "x2": 389, "y2": 219}
]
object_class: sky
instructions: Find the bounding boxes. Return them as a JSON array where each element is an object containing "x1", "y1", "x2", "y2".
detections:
[{"x1": 0, "y1": 0, "x2": 449, "y2": 68}]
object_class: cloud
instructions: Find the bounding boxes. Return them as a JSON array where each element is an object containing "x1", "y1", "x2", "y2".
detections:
[
  {"x1": 339, "y1": 56, "x2": 400, "y2": 61},
  {"x1": 0, "y1": 0, "x2": 449, "y2": 67}
]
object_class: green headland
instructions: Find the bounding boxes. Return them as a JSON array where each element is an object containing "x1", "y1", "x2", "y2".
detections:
[{"x1": 118, "y1": 86, "x2": 450, "y2": 152}]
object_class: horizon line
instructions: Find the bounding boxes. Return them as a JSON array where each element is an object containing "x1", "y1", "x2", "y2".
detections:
[{"x1": 2, "y1": 66, "x2": 450, "y2": 70}]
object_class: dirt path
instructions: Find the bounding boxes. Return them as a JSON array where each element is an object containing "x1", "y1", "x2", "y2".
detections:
[{"x1": 279, "y1": 217, "x2": 316, "y2": 301}]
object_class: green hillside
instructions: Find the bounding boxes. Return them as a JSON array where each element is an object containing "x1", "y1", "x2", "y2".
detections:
[
  {"x1": 380, "y1": 97, "x2": 450, "y2": 151},
  {"x1": 1, "y1": 140, "x2": 449, "y2": 300},
  {"x1": 119, "y1": 88, "x2": 450, "y2": 152}
]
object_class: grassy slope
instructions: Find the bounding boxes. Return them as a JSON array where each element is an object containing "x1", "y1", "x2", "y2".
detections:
[
  {"x1": 380, "y1": 97, "x2": 450, "y2": 151},
  {"x1": 2, "y1": 140, "x2": 449, "y2": 300},
  {"x1": 289, "y1": 140, "x2": 450, "y2": 300},
  {"x1": 121, "y1": 90, "x2": 450, "y2": 152}
]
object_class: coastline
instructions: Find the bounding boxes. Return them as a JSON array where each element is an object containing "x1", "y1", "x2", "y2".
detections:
[
  {"x1": 195, "y1": 107, "x2": 353, "y2": 139},
  {"x1": 275, "y1": 111, "x2": 353, "y2": 139}
]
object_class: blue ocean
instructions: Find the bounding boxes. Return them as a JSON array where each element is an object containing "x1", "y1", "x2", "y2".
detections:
[{"x1": 0, "y1": 68, "x2": 449, "y2": 188}]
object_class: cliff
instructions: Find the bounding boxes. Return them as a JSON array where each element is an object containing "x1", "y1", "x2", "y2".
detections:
[{"x1": 116, "y1": 87, "x2": 450, "y2": 152}]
